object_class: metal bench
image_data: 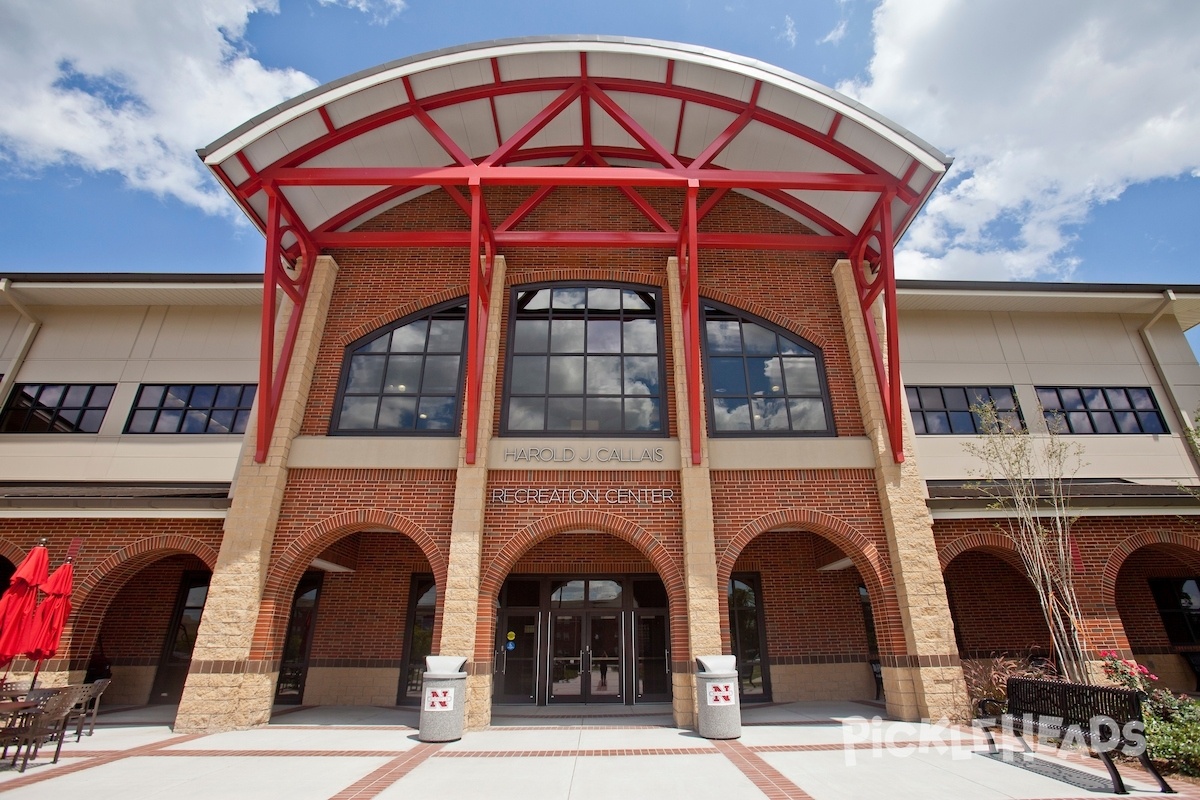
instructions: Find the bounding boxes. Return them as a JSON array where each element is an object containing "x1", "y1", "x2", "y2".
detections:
[{"x1": 975, "y1": 676, "x2": 1175, "y2": 795}]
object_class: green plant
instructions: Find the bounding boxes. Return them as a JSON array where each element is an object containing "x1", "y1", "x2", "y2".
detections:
[{"x1": 1100, "y1": 650, "x2": 1200, "y2": 775}]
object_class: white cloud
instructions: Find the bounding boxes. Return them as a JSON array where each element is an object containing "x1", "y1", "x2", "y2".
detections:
[
  {"x1": 780, "y1": 14, "x2": 798, "y2": 48},
  {"x1": 317, "y1": 0, "x2": 407, "y2": 25},
  {"x1": 839, "y1": 0, "x2": 1200, "y2": 280},
  {"x1": 818, "y1": 19, "x2": 848, "y2": 45},
  {"x1": 0, "y1": 1, "x2": 318, "y2": 215}
]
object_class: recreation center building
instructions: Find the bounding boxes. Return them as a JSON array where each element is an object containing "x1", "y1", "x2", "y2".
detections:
[{"x1": 1, "y1": 37, "x2": 1198, "y2": 732}]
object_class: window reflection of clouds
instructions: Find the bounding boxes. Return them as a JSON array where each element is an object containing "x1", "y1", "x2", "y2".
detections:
[
  {"x1": 587, "y1": 397, "x2": 622, "y2": 430},
  {"x1": 553, "y1": 287, "x2": 587, "y2": 309},
  {"x1": 508, "y1": 397, "x2": 545, "y2": 430},
  {"x1": 741, "y1": 323, "x2": 776, "y2": 355},
  {"x1": 348, "y1": 356, "x2": 384, "y2": 393},
  {"x1": 422, "y1": 356, "x2": 461, "y2": 394},
  {"x1": 706, "y1": 320, "x2": 742, "y2": 353},
  {"x1": 625, "y1": 397, "x2": 660, "y2": 431},
  {"x1": 390, "y1": 321, "x2": 428, "y2": 352},
  {"x1": 789, "y1": 398, "x2": 826, "y2": 431},
  {"x1": 623, "y1": 319, "x2": 658, "y2": 353},
  {"x1": 588, "y1": 320, "x2": 621, "y2": 353},
  {"x1": 512, "y1": 356, "x2": 548, "y2": 392},
  {"x1": 548, "y1": 356, "x2": 584, "y2": 393},
  {"x1": 747, "y1": 357, "x2": 784, "y2": 396},
  {"x1": 712, "y1": 398, "x2": 752, "y2": 431},
  {"x1": 417, "y1": 397, "x2": 455, "y2": 430},
  {"x1": 550, "y1": 320, "x2": 585, "y2": 352},
  {"x1": 751, "y1": 398, "x2": 789, "y2": 430},
  {"x1": 586, "y1": 356, "x2": 622, "y2": 394},
  {"x1": 624, "y1": 356, "x2": 658, "y2": 395},
  {"x1": 378, "y1": 396, "x2": 416, "y2": 429},
  {"x1": 339, "y1": 396, "x2": 378, "y2": 429}
]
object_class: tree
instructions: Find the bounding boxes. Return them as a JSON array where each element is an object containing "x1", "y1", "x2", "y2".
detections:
[{"x1": 963, "y1": 403, "x2": 1092, "y2": 684}]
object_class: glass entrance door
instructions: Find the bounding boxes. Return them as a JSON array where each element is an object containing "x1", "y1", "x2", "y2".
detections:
[
  {"x1": 549, "y1": 612, "x2": 622, "y2": 703},
  {"x1": 634, "y1": 613, "x2": 670, "y2": 701},
  {"x1": 495, "y1": 611, "x2": 539, "y2": 702}
]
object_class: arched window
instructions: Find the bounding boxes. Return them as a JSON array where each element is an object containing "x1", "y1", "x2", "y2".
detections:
[
  {"x1": 331, "y1": 301, "x2": 467, "y2": 434},
  {"x1": 701, "y1": 302, "x2": 833, "y2": 435},
  {"x1": 502, "y1": 284, "x2": 665, "y2": 435}
]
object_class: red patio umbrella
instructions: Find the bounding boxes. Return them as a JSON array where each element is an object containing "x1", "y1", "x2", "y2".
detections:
[
  {"x1": 23, "y1": 557, "x2": 73, "y2": 688},
  {"x1": 0, "y1": 541, "x2": 49, "y2": 670}
]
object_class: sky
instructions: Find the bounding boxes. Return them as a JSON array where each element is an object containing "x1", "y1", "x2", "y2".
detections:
[{"x1": 0, "y1": 0, "x2": 1197, "y2": 350}]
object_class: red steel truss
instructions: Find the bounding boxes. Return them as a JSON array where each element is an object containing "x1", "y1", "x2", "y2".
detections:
[{"x1": 219, "y1": 61, "x2": 933, "y2": 466}]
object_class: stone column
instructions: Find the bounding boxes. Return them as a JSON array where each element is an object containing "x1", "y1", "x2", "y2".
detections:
[
  {"x1": 665, "y1": 257, "x2": 723, "y2": 730},
  {"x1": 439, "y1": 256, "x2": 507, "y2": 730},
  {"x1": 174, "y1": 255, "x2": 339, "y2": 733},
  {"x1": 832, "y1": 259, "x2": 968, "y2": 722}
]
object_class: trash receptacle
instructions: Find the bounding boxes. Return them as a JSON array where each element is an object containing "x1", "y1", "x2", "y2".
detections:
[
  {"x1": 418, "y1": 655, "x2": 468, "y2": 742},
  {"x1": 695, "y1": 655, "x2": 740, "y2": 739}
]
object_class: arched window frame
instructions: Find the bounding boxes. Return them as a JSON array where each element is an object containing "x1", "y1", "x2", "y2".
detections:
[
  {"x1": 500, "y1": 282, "x2": 667, "y2": 437},
  {"x1": 330, "y1": 299, "x2": 468, "y2": 435},
  {"x1": 700, "y1": 300, "x2": 835, "y2": 437}
]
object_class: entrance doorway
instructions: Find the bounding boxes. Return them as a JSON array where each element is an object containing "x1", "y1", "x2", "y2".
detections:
[{"x1": 494, "y1": 575, "x2": 670, "y2": 706}]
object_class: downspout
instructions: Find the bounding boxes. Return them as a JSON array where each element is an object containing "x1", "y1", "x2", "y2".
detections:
[
  {"x1": 0, "y1": 279, "x2": 42, "y2": 411},
  {"x1": 1139, "y1": 289, "x2": 1200, "y2": 478}
]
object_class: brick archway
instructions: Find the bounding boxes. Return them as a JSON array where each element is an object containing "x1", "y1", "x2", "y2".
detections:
[
  {"x1": 251, "y1": 509, "x2": 448, "y2": 662},
  {"x1": 476, "y1": 510, "x2": 685, "y2": 664},
  {"x1": 718, "y1": 507, "x2": 901, "y2": 656},
  {"x1": 939, "y1": 531, "x2": 1023, "y2": 573},
  {"x1": 68, "y1": 536, "x2": 220, "y2": 666},
  {"x1": 0, "y1": 539, "x2": 31, "y2": 570},
  {"x1": 1101, "y1": 530, "x2": 1200, "y2": 607}
]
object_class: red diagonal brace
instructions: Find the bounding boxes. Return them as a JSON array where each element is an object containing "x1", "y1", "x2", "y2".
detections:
[
  {"x1": 851, "y1": 194, "x2": 904, "y2": 463},
  {"x1": 255, "y1": 188, "x2": 317, "y2": 463}
]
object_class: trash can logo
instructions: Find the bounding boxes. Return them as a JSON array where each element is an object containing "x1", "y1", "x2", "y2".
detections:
[
  {"x1": 425, "y1": 687, "x2": 455, "y2": 711},
  {"x1": 707, "y1": 682, "x2": 737, "y2": 705}
]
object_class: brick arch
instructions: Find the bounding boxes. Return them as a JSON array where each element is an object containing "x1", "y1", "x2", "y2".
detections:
[
  {"x1": 701, "y1": 288, "x2": 830, "y2": 351},
  {"x1": 475, "y1": 510, "x2": 686, "y2": 663},
  {"x1": 251, "y1": 509, "x2": 447, "y2": 662},
  {"x1": 717, "y1": 507, "x2": 905, "y2": 657},
  {"x1": 1101, "y1": 529, "x2": 1200, "y2": 608},
  {"x1": 939, "y1": 531, "x2": 1024, "y2": 572},
  {"x1": 719, "y1": 508, "x2": 889, "y2": 596},
  {"x1": 0, "y1": 539, "x2": 31, "y2": 570},
  {"x1": 339, "y1": 284, "x2": 470, "y2": 346},
  {"x1": 67, "y1": 536, "x2": 220, "y2": 665}
]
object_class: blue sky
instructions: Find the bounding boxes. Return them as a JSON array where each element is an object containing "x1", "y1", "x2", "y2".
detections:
[{"x1": 1, "y1": 0, "x2": 1198, "y2": 352}]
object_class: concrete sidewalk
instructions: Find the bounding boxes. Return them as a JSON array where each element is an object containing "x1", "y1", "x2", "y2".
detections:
[{"x1": 0, "y1": 701, "x2": 1191, "y2": 799}]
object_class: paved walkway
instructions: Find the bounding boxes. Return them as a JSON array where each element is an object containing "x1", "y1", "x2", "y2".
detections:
[{"x1": 0, "y1": 701, "x2": 1191, "y2": 799}]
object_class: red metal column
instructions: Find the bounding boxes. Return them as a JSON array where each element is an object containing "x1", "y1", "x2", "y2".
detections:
[
  {"x1": 680, "y1": 181, "x2": 703, "y2": 465},
  {"x1": 464, "y1": 180, "x2": 489, "y2": 465}
]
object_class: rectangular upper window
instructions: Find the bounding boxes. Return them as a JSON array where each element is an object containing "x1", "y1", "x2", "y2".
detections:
[
  {"x1": 1149, "y1": 578, "x2": 1200, "y2": 645},
  {"x1": 1035, "y1": 386, "x2": 1167, "y2": 434},
  {"x1": 0, "y1": 383, "x2": 115, "y2": 433},
  {"x1": 906, "y1": 386, "x2": 1022, "y2": 435},
  {"x1": 125, "y1": 384, "x2": 256, "y2": 434}
]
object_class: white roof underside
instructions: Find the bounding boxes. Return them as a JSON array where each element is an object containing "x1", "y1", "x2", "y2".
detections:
[{"x1": 202, "y1": 37, "x2": 951, "y2": 241}]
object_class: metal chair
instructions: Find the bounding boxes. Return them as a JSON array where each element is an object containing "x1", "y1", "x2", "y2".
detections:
[
  {"x1": 69, "y1": 679, "x2": 111, "y2": 740},
  {"x1": 11, "y1": 685, "x2": 89, "y2": 772}
]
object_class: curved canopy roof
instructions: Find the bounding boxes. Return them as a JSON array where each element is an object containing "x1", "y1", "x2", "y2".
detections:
[{"x1": 200, "y1": 36, "x2": 951, "y2": 258}]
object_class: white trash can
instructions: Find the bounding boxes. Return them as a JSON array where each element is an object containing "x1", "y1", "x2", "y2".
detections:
[
  {"x1": 695, "y1": 655, "x2": 741, "y2": 739},
  {"x1": 418, "y1": 655, "x2": 468, "y2": 742}
]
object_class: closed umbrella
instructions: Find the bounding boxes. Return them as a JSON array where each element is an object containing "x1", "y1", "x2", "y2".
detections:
[
  {"x1": 0, "y1": 541, "x2": 49, "y2": 670},
  {"x1": 23, "y1": 558, "x2": 73, "y2": 688}
]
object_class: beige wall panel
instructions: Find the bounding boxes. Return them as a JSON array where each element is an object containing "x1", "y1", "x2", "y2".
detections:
[
  {"x1": 707, "y1": 436, "x2": 874, "y2": 469},
  {"x1": 913, "y1": 433, "x2": 1198, "y2": 483},
  {"x1": 0, "y1": 438, "x2": 242, "y2": 482},
  {"x1": 768, "y1": 662, "x2": 876, "y2": 703},
  {"x1": 898, "y1": 311, "x2": 1007, "y2": 365},
  {"x1": 24, "y1": 307, "x2": 147, "y2": 365},
  {"x1": 1011, "y1": 312, "x2": 1142, "y2": 366},
  {"x1": 150, "y1": 306, "x2": 260, "y2": 361},
  {"x1": 0, "y1": 309, "x2": 21, "y2": 361},
  {"x1": 289, "y1": 435, "x2": 459, "y2": 468},
  {"x1": 301, "y1": 667, "x2": 401, "y2": 706}
]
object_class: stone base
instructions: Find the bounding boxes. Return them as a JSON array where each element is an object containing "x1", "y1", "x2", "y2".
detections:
[
  {"x1": 883, "y1": 664, "x2": 969, "y2": 722},
  {"x1": 465, "y1": 673, "x2": 493, "y2": 730},
  {"x1": 174, "y1": 672, "x2": 275, "y2": 733},
  {"x1": 672, "y1": 672, "x2": 696, "y2": 729},
  {"x1": 105, "y1": 666, "x2": 156, "y2": 706},
  {"x1": 769, "y1": 662, "x2": 877, "y2": 702},
  {"x1": 1134, "y1": 652, "x2": 1197, "y2": 694},
  {"x1": 302, "y1": 667, "x2": 401, "y2": 706}
]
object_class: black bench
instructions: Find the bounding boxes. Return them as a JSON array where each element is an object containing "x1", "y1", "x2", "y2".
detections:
[{"x1": 975, "y1": 676, "x2": 1175, "y2": 795}]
